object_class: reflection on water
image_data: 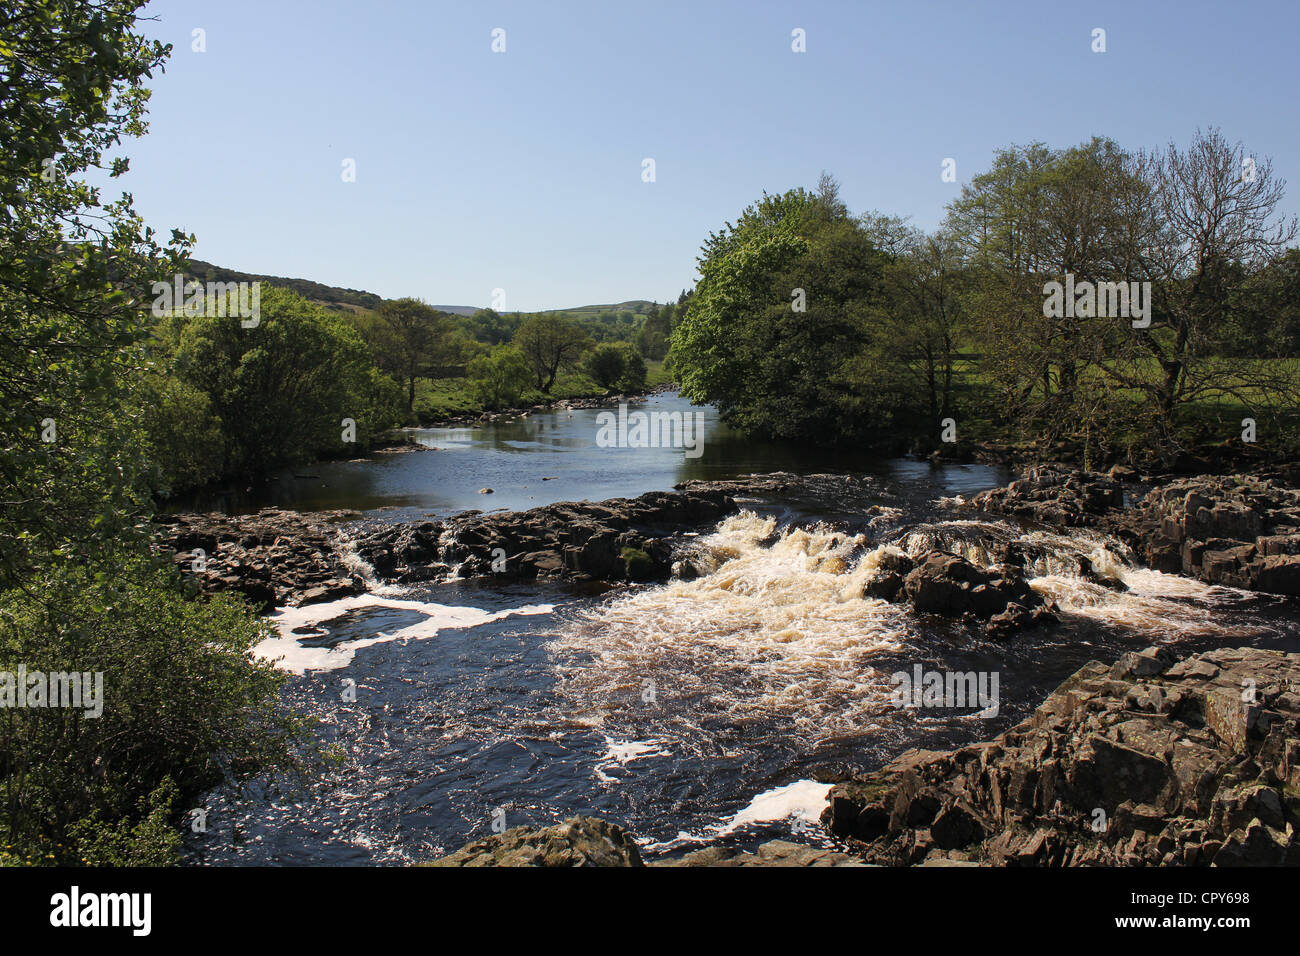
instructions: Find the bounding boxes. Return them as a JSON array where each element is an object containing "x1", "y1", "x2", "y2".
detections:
[{"x1": 170, "y1": 392, "x2": 1009, "y2": 518}]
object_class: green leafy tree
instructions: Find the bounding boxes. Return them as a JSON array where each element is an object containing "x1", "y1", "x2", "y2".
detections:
[
  {"x1": 584, "y1": 342, "x2": 627, "y2": 389},
  {"x1": 137, "y1": 371, "x2": 226, "y2": 495},
  {"x1": 862, "y1": 214, "x2": 969, "y2": 441},
  {"x1": 616, "y1": 342, "x2": 646, "y2": 392},
  {"x1": 0, "y1": 0, "x2": 190, "y2": 586},
  {"x1": 0, "y1": 0, "x2": 305, "y2": 866},
  {"x1": 467, "y1": 345, "x2": 531, "y2": 409},
  {"x1": 369, "y1": 297, "x2": 459, "y2": 410},
  {"x1": 175, "y1": 285, "x2": 401, "y2": 476},
  {"x1": 513, "y1": 314, "x2": 590, "y2": 393},
  {"x1": 672, "y1": 183, "x2": 893, "y2": 442}
]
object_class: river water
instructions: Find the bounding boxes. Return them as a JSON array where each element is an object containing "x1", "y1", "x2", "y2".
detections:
[{"x1": 185, "y1": 393, "x2": 1300, "y2": 865}]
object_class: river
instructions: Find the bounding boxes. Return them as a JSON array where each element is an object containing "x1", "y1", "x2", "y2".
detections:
[{"x1": 184, "y1": 393, "x2": 1300, "y2": 865}]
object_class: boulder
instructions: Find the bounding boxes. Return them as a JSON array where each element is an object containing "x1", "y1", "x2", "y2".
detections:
[
  {"x1": 428, "y1": 817, "x2": 643, "y2": 867},
  {"x1": 896, "y1": 551, "x2": 1057, "y2": 636}
]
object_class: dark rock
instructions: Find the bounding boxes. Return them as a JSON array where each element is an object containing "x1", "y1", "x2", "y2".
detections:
[
  {"x1": 428, "y1": 816, "x2": 643, "y2": 867},
  {"x1": 863, "y1": 550, "x2": 914, "y2": 601},
  {"x1": 821, "y1": 646, "x2": 1300, "y2": 867},
  {"x1": 156, "y1": 509, "x2": 365, "y2": 610},
  {"x1": 897, "y1": 551, "x2": 1057, "y2": 636}
]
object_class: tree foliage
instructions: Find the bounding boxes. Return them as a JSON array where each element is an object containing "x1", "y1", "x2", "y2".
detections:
[{"x1": 672, "y1": 183, "x2": 894, "y2": 442}]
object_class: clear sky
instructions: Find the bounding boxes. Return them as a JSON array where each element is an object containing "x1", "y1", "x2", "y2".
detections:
[{"x1": 122, "y1": 0, "x2": 1300, "y2": 311}]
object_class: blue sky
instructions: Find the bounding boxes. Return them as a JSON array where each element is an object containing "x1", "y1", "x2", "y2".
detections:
[{"x1": 123, "y1": 0, "x2": 1300, "y2": 311}]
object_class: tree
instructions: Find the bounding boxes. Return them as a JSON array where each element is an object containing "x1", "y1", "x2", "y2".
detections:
[
  {"x1": 616, "y1": 342, "x2": 647, "y2": 392},
  {"x1": 584, "y1": 342, "x2": 627, "y2": 389},
  {"x1": 513, "y1": 314, "x2": 589, "y2": 393},
  {"x1": 370, "y1": 297, "x2": 458, "y2": 410},
  {"x1": 636, "y1": 304, "x2": 673, "y2": 359},
  {"x1": 463, "y1": 307, "x2": 520, "y2": 345},
  {"x1": 0, "y1": 0, "x2": 303, "y2": 865},
  {"x1": 467, "y1": 345, "x2": 531, "y2": 409},
  {"x1": 672, "y1": 183, "x2": 893, "y2": 442},
  {"x1": 1126, "y1": 130, "x2": 1298, "y2": 425},
  {"x1": 863, "y1": 215, "x2": 968, "y2": 440},
  {"x1": 1231, "y1": 248, "x2": 1300, "y2": 355},
  {"x1": 943, "y1": 131, "x2": 1300, "y2": 463},
  {"x1": 0, "y1": 0, "x2": 188, "y2": 586},
  {"x1": 176, "y1": 286, "x2": 401, "y2": 475}
]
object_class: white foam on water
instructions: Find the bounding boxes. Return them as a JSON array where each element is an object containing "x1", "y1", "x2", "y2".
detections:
[
  {"x1": 260, "y1": 594, "x2": 554, "y2": 674},
  {"x1": 1032, "y1": 561, "x2": 1255, "y2": 638},
  {"x1": 550, "y1": 512, "x2": 910, "y2": 736},
  {"x1": 593, "y1": 737, "x2": 672, "y2": 783},
  {"x1": 722, "y1": 778, "x2": 832, "y2": 832},
  {"x1": 641, "y1": 778, "x2": 833, "y2": 852}
]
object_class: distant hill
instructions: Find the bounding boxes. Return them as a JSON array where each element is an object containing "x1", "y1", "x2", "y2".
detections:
[
  {"x1": 428, "y1": 305, "x2": 481, "y2": 316},
  {"x1": 430, "y1": 301, "x2": 657, "y2": 316},
  {"x1": 185, "y1": 260, "x2": 383, "y2": 313},
  {"x1": 542, "y1": 300, "x2": 656, "y2": 315},
  {"x1": 186, "y1": 262, "x2": 654, "y2": 317}
]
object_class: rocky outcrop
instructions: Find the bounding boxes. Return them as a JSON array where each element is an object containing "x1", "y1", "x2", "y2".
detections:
[
  {"x1": 651, "y1": 841, "x2": 867, "y2": 867},
  {"x1": 426, "y1": 818, "x2": 877, "y2": 867},
  {"x1": 1115, "y1": 475, "x2": 1300, "y2": 596},
  {"x1": 428, "y1": 817, "x2": 644, "y2": 867},
  {"x1": 159, "y1": 488, "x2": 739, "y2": 607},
  {"x1": 155, "y1": 509, "x2": 365, "y2": 610},
  {"x1": 676, "y1": 471, "x2": 879, "y2": 498},
  {"x1": 867, "y1": 549, "x2": 1058, "y2": 638},
  {"x1": 966, "y1": 464, "x2": 1300, "y2": 599},
  {"x1": 823, "y1": 646, "x2": 1300, "y2": 866},
  {"x1": 966, "y1": 463, "x2": 1128, "y2": 528},
  {"x1": 358, "y1": 489, "x2": 736, "y2": 584}
]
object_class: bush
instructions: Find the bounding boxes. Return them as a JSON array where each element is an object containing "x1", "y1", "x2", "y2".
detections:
[
  {"x1": 138, "y1": 372, "x2": 226, "y2": 497},
  {"x1": 0, "y1": 554, "x2": 304, "y2": 865},
  {"x1": 616, "y1": 343, "x2": 647, "y2": 392},
  {"x1": 174, "y1": 286, "x2": 403, "y2": 475},
  {"x1": 584, "y1": 342, "x2": 627, "y2": 389},
  {"x1": 467, "y1": 345, "x2": 532, "y2": 410}
]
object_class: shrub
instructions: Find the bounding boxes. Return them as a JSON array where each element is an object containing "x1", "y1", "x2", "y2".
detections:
[{"x1": 0, "y1": 553, "x2": 304, "y2": 865}]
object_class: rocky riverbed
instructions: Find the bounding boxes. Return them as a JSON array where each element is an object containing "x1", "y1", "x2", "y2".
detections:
[
  {"x1": 155, "y1": 489, "x2": 739, "y2": 608},
  {"x1": 156, "y1": 464, "x2": 1300, "y2": 626},
  {"x1": 966, "y1": 463, "x2": 1300, "y2": 597},
  {"x1": 427, "y1": 644, "x2": 1300, "y2": 867},
  {"x1": 165, "y1": 464, "x2": 1300, "y2": 866},
  {"x1": 822, "y1": 644, "x2": 1300, "y2": 866}
]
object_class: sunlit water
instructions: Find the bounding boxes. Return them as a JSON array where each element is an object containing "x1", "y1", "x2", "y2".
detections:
[
  {"x1": 184, "y1": 396, "x2": 1300, "y2": 865},
  {"x1": 169, "y1": 392, "x2": 1011, "y2": 518}
]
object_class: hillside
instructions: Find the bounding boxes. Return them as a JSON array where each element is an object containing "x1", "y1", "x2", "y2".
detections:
[
  {"x1": 187, "y1": 262, "x2": 656, "y2": 317},
  {"x1": 540, "y1": 300, "x2": 657, "y2": 315},
  {"x1": 185, "y1": 260, "x2": 383, "y2": 313}
]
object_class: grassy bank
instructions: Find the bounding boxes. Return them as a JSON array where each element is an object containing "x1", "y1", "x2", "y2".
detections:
[{"x1": 411, "y1": 360, "x2": 672, "y2": 424}]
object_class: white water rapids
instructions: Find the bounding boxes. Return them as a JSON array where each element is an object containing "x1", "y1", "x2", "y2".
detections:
[{"x1": 547, "y1": 511, "x2": 1260, "y2": 741}]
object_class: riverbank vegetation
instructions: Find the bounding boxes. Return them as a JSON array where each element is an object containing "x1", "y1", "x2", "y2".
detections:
[
  {"x1": 140, "y1": 282, "x2": 681, "y2": 495},
  {"x1": 0, "y1": 0, "x2": 306, "y2": 865},
  {"x1": 672, "y1": 143, "x2": 1300, "y2": 469}
]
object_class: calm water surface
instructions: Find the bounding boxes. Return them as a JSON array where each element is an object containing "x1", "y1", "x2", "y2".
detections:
[{"x1": 178, "y1": 392, "x2": 1007, "y2": 517}]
